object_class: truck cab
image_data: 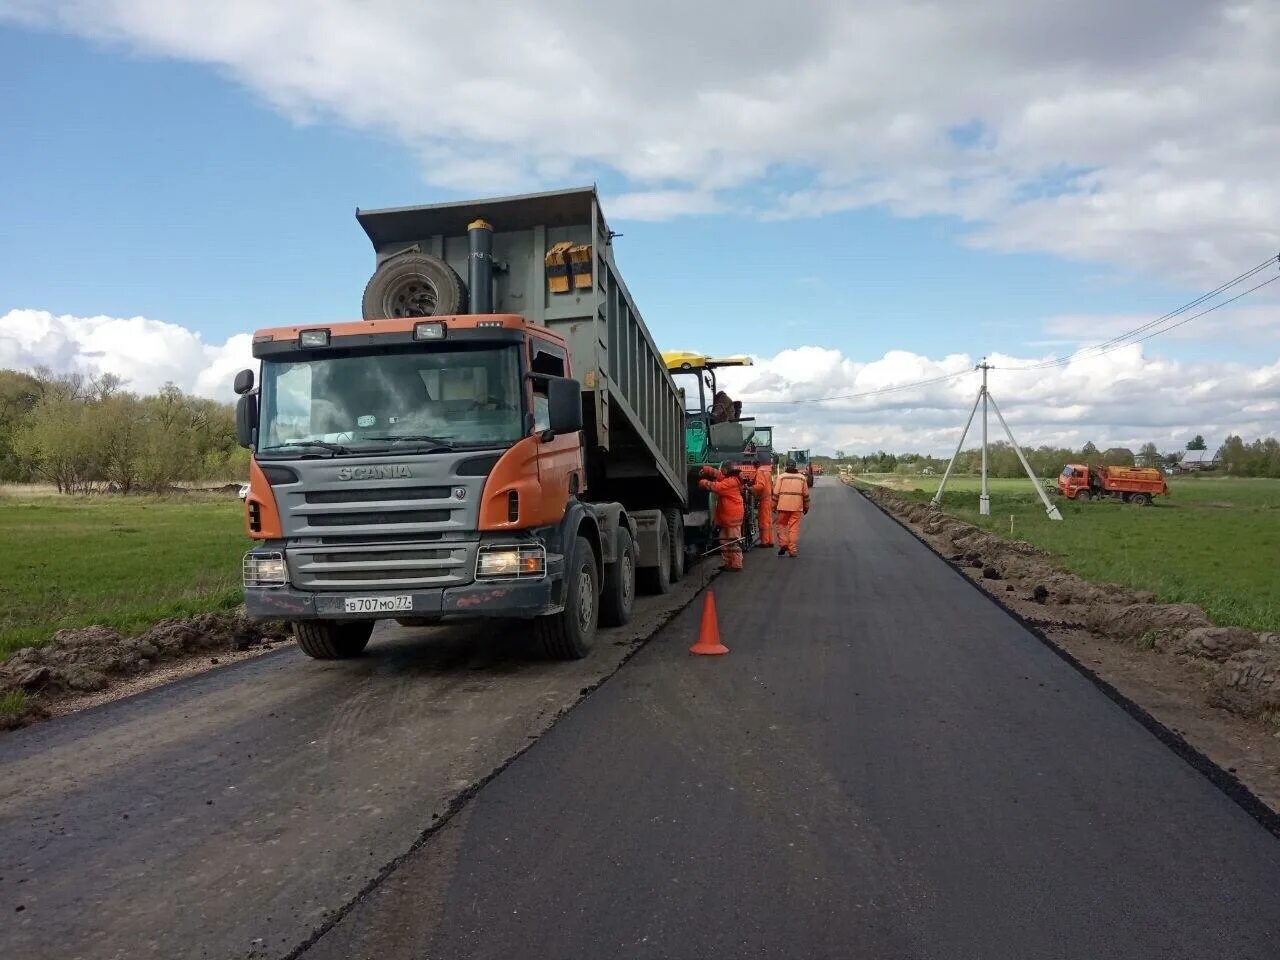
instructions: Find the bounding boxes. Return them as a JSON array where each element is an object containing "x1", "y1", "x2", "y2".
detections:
[
  {"x1": 1058, "y1": 464, "x2": 1090, "y2": 499},
  {"x1": 786, "y1": 449, "x2": 816, "y2": 488}
]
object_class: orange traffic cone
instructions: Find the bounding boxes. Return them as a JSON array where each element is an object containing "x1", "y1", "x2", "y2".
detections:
[{"x1": 690, "y1": 592, "x2": 729, "y2": 656}]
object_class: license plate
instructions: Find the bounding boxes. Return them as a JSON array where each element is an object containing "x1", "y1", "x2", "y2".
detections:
[{"x1": 343, "y1": 595, "x2": 413, "y2": 614}]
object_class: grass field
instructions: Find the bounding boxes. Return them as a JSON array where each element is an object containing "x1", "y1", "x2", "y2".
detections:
[
  {"x1": 0, "y1": 492, "x2": 248, "y2": 659},
  {"x1": 857, "y1": 473, "x2": 1280, "y2": 634}
]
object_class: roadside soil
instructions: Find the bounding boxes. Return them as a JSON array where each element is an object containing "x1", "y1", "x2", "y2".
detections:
[
  {"x1": 850, "y1": 479, "x2": 1280, "y2": 814},
  {"x1": 0, "y1": 608, "x2": 291, "y2": 730}
]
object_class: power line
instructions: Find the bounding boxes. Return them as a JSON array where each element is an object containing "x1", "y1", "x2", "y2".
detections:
[
  {"x1": 1004, "y1": 253, "x2": 1280, "y2": 371},
  {"x1": 747, "y1": 367, "x2": 974, "y2": 406},
  {"x1": 742, "y1": 252, "x2": 1279, "y2": 406},
  {"x1": 1093, "y1": 274, "x2": 1280, "y2": 352}
]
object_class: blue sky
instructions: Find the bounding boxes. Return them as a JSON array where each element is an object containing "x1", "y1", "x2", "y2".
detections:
[
  {"x1": 1, "y1": 2, "x2": 1277, "y2": 454},
  {"x1": 0, "y1": 23, "x2": 1210, "y2": 362}
]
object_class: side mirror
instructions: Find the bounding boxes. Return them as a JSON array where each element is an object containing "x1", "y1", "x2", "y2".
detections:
[
  {"x1": 233, "y1": 368, "x2": 255, "y2": 396},
  {"x1": 235, "y1": 393, "x2": 258, "y2": 449},
  {"x1": 547, "y1": 378, "x2": 583, "y2": 436}
]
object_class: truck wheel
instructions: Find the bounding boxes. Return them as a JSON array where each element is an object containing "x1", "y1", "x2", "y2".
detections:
[
  {"x1": 599, "y1": 527, "x2": 635, "y2": 628},
  {"x1": 534, "y1": 536, "x2": 598, "y2": 659},
  {"x1": 361, "y1": 251, "x2": 468, "y2": 320},
  {"x1": 1076, "y1": 490, "x2": 1092, "y2": 502},
  {"x1": 294, "y1": 620, "x2": 374, "y2": 660},
  {"x1": 638, "y1": 516, "x2": 672, "y2": 595},
  {"x1": 664, "y1": 507, "x2": 685, "y2": 583},
  {"x1": 1132, "y1": 493, "x2": 1153, "y2": 506}
]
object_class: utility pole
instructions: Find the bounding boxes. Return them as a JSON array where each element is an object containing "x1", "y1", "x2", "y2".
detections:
[
  {"x1": 979, "y1": 360, "x2": 990, "y2": 516},
  {"x1": 933, "y1": 360, "x2": 1063, "y2": 521}
]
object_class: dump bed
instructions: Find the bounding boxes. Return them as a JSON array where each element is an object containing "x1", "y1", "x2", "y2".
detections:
[
  {"x1": 355, "y1": 187, "x2": 686, "y2": 509},
  {"x1": 1096, "y1": 466, "x2": 1168, "y2": 492}
]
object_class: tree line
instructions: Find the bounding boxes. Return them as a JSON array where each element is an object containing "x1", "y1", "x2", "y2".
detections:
[
  {"x1": 0, "y1": 368, "x2": 248, "y2": 493},
  {"x1": 824, "y1": 434, "x2": 1280, "y2": 479}
]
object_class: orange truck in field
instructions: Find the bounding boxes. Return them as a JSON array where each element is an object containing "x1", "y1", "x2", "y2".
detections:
[{"x1": 1057, "y1": 464, "x2": 1168, "y2": 506}]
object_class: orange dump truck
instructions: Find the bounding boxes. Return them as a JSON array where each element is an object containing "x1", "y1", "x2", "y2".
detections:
[{"x1": 1057, "y1": 464, "x2": 1168, "y2": 506}]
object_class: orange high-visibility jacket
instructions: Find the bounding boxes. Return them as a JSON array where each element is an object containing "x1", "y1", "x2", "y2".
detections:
[
  {"x1": 752, "y1": 466, "x2": 773, "y2": 502},
  {"x1": 699, "y1": 467, "x2": 745, "y2": 525},
  {"x1": 774, "y1": 472, "x2": 810, "y2": 513}
]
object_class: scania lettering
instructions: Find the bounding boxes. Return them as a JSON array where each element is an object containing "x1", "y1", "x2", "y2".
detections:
[
  {"x1": 337, "y1": 465, "x2": 413, "y2": 481},
  {"x1": 234, "y1": 188, "x2": 687, "y2": 661}
]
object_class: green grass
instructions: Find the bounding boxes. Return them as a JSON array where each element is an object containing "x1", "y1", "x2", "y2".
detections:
[
  {"x1": 0, "y1": 493, "x2": 248, "y2": 659},
  {"x1": 858, "y1": 474, "x2": 1280, "y2": 634},
  {"x1": 0, "y1": 688, "x2": 25, "y2": 718}
]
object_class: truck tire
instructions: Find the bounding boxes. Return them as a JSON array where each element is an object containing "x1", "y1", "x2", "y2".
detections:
[
  {"x1": 294, "y1": 620, "x2": 374, "y2": 660},
  {"x1": 1076, "y1": 489, "x2": 1092, "y2": 502},
  {"x1": 361, "y1": 251, "x2": 468, "y2": 320},
  {"x1": 664, "y1": 507, "x2": 685, "y2": 583},
  {"x1": 638, "y1": 515, "x2": 673, "y2": 595},
  {"x1": 599, "y1": 527, "x2": 635, "y2": 628},
  {"x1": 534, "y1": 536, "x2": 598, "y2": 659},
  {"x1": 1131, "y1": 493, "x2": 1153, "y2": 507}
]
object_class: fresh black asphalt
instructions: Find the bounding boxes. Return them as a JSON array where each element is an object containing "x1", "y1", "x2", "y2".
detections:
[{"x1": 306, "y1": 480, "x2": 1280, "y2": 960}]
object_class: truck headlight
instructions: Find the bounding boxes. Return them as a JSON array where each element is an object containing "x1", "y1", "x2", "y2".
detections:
[
  {"x1": 243, "y1": 551, "x2": 287, "y2": 587},
  {"x1": 476, "y1": 543, "x2": 546, "y2": 580}
]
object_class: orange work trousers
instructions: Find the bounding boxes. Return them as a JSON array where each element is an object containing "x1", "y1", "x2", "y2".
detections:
[
  {"x1": 719, "y1": 522, "x2": 743, "y2": 570},
  {"x1": 776, "y1": 511, "x2": 802, "y2": 557},
  {"x1": 757, "y1": 498, "x2": 774, "y2": 546}
]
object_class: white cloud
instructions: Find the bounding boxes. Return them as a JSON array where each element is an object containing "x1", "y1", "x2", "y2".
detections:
[
  {"x1": 4, "y1": 0, "x2": 1280, "y2": 282},
  {"x1": 710, "y1": 342, "x2": 1280, "y2": 455},
  {"x1": 0, "y1": 308, "x2": 253, "y2": 399},
  {"x1": 4, "y1": 307, "x2": 1277, "y2": 453},
  {"x1": 608, "y1": 190, "x2": 725, "y2": 222}
]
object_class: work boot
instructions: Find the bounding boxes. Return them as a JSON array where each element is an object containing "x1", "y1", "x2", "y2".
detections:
[{"x1": 777, "y1": 547, "x2": 787, "y2": 556}]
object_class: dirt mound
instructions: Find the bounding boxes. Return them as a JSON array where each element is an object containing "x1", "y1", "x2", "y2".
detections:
[
  {"x1": 1, "y1": 608, "x2": 290, "y2": 730},
  {"x1": 852, "y1": 479, "x2": 1277, "y2": 730},
  {"x1": 1085, "y1": 603, "x2": 1213, "y2": 640},
  {"x1": 1208, "y1": 649, "x2": 1280, "y2": 719}
]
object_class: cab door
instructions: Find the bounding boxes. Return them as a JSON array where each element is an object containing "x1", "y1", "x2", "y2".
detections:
[{"x1": 529, "y1": 340, "x2": 583, "y2": 508}]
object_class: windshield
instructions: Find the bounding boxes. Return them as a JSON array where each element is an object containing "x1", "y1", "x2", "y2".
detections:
[
  {"x1": 751, "y1": 427, "x2": 773, "y2": 447},
  {"x1": 258, "y1": 345, "x2": 523, "y2": 455},
  {"x1": 671, "y1": 369, "x2": 708, "y2": 415}
]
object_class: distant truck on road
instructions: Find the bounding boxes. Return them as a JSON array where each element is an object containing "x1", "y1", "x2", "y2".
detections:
[
  {"x1": 1057, "y1": 464, "x2": 1168, "y2": 505},
  {"x1": 234, "y1": 188, "x2": 687, "y2": 662}
]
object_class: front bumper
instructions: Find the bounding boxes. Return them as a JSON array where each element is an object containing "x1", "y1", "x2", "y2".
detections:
[{"x1": 245, "y1": 565, "x2": 564, "y2": 622}]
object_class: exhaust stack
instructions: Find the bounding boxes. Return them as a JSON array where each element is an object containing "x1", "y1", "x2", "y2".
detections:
[{"x1": 467, "y1": 218, "x2": 494, "y2": 314}]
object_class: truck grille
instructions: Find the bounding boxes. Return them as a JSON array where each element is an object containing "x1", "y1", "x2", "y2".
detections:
[
  {"x1": 304, "y1": 486, "x2": 450, "y2": 504},
  {"x1": 289, "y1": 540, "x2": 475, "y2": 590},
  {"x1": 303, "y1": 509, "x2": 451, "y2": 527}
]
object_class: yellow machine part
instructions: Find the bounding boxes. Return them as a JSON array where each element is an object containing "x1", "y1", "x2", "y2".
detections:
[
  {"x1": 568, "y1": 243, "x2": 593, "y2": 290},
  {"x1": 662, "y1": 351, "x2": 754, "y2": 372},
  {"x1": 545, "y1": 241, "x2": 573, "y2": 294}
]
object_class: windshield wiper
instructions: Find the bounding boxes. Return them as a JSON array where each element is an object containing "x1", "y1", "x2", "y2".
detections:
[
  {"x1": 361, "y1": 434, "x2": 456, "y2": 450},
  {"x1": 259, "y1": 440, "x2": 351, "y2": 456}
]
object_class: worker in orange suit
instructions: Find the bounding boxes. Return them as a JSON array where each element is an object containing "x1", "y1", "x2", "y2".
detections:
[
  {"x1": 773, "y1": 460, "x2": 811, "y2": 558},
  {"x1": 751, "y1": 458, "x2": 774, "y2": 547},
  {"x1": 699, "y1": 464, "x2": 745, "y2": 571}
]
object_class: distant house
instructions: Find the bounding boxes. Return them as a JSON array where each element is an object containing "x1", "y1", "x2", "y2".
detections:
[{"x1": 1178, "y1": 449, "x2": 1220, "y2": 471}]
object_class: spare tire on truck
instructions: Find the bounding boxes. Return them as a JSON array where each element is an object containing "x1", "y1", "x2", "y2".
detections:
[{"x1": 361, "y1": 249, "x2": 468, "y2": 319}]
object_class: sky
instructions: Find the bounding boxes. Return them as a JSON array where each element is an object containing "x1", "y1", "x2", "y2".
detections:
[{"x1": 1, "y1": 0, "x2": 1278, "y2": 455}]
